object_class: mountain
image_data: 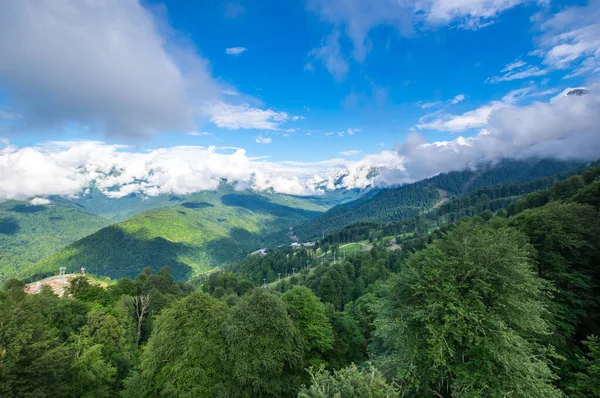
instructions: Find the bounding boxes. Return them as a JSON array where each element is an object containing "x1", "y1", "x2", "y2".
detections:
[
  {"x1": 21, "y1": 189, "x2": 330, "y2": 281},
  {"x1": 290, "y1": 158, "x2": 584, "y2": 241},
  {"x1": 0, "y1": 199, "x2": 111, "y2": 280}
]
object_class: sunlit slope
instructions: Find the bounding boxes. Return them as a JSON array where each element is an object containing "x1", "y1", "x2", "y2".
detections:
[
  {"x1": 0, "y1": 200, "x2": 110, "y2": 280},
  {"x1": 23, "y1": 191, "x2": 325, "y2": 281}
]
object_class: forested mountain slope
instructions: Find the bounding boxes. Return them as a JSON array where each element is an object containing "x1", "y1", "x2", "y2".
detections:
[
  {"x1": 3, "y1": 160, "x2": 600, "y2": 397},
  {"x1": 0, "y1": 200, "x2": 111, "y2": 280},
  {"x1": 0, "y1": 187, "x2": 336, "y2": 283},
  {"x1": 22, "y1": 190, "x2": 327, "y2": 281},
  {"x1": 291, "y1": 158, "x2": 583, "y2": 240}
]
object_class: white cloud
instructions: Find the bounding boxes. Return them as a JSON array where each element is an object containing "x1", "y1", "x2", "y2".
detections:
[
  {"x1": 417, "y1": 88, "x2": 529, "y2": 132},
  {"x1": 225, "y1": 47, "x2": 247, "y2": 55},
  {"x1": 418, "y1": 94, "x2": 465, "y2": 109},
  {"x1": 449, "y1": 94, "x2": 465, "y2": 104},
  {"x1": 487, "y1": 61, "x2": 549, "y2": 83},
  {"x1": 420, "y1": 101, "x2": 443, "y2": 109},
  {"x1": 256, "y1": 135, "x2": 272, "y2": 144},
  {"x1": 205, "y1": 102, "x2": 289, "y2": 130},
  {"x1": 488, "y1": 2, "x2": 600, "y2": 83},
  {"x1": 501, "y1": 60, "x2": 527, "y2": 72},
  {"x1": 308, "y1": 30, "x2": 349, "y2": 82},
  {"x1": 222, "y1": 89, "x2": 240, "y2": 96},
  {"x1": 0, "y1": 0, "x2": 219, "y2": 138},
  {"x1": 307, "y1": 0, "x2": 527, "y2": 75},
  {"x1": 379, "y1": 83, "x2": 600, "y2": 184},
  {"x1": 186, "y1": 131, "x2": 213, "y2": 136},
  {"x1": 537, "y1": 2, "x2": 600, "y2": 78},
  {"x1": 1, "y1": 84, "x2": 599, "y2": 201},
  {"x1": 347, "y1": 128, "x2": 361, "y2": 135},
  {"x1": 304, "y1": 63, "x2": 315, "y2": 72},
  {"x1": 339, "y1": 150, "x2": 361, "y2": 156},
  {"x1": 29, "y1": 197, "x2": 51, "y2": 205}
]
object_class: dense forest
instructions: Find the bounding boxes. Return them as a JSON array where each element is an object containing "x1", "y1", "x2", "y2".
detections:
[
  {"x1": 18, "y1": 191, "x2": 328, "y2": 283},
  {"x1": 317, "y1": 164, "x2": 590, "y2": 246},
  {"x1": 291, "y1": 158, "x2": 583, "y2": 241},
  {"x1": 1, "y1": 160, "x2": 599, "y2": 397}
]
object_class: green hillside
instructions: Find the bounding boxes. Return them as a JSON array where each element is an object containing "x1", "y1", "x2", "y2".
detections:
[
  {"x1": 22, "y1": 190, "x2": 327, "y2": 281},
  {"x1": 292, "y1": 158, "x2": 583, "y2": 240},
  {"x1": 0, "y1": 200, "x2": 111, "y2": 280}
]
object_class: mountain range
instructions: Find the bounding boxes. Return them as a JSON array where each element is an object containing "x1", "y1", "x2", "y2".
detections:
[{"x1": 0, "y1": 157, "x2": 586, "y2": 283}]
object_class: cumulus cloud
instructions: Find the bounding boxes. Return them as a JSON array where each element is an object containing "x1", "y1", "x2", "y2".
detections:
[
  {"x1": 339, "y1": 150, "x2": 361, "y2": 156},
  {"x1": 225, "y1": 47, "x2": 247, "y2": 55},
  {"x1": 0, "y1": 0, "x2": 220, "y2": 138},
  {"x1": 205, "y1": 102, "x2": 290, "y2": 130},
  {"x1": 380, "y1": 83, "x2": 600, "y2": 184},
  {"x1": 29, "y1": 198, "x2": 52, "y2": 205},
  {"x1": 537, "y1": 4, "x2": 600, "y2": 78},
  {"x1": 1, "y1": 85, "x2": 599, "y2": 201}
]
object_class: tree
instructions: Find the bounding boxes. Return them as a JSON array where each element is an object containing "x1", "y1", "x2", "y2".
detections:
[
  {"x1": 281, "y1": 286, "x2": 334, "y2": 367},
  {"x1": 298, "y1": 364, "x2": 400, "y2": 398},
  {"x1": 70, "y1": 344, "x2": 117, "y2": 398},
  {"x1": 223, "y1": 288, "x2": 303, "y2": 397},
  {"x1": 124, "y1": 292, "x2": 229, "y2": 397},
  {"x1": 0, "y1": 292, "x2": 72, "y2": 397},
  {"x1": 373, "y1": 222, "x2": 561, "y2": 397},
  {"x1": 568, "y1": 334, "x2": 600, "y2": 397},
  {"x1": 511, "y1": 202, "x2": 600, "y2": 354},
  {"x1": 133, "y1": 293, "x2": 151, "y2": 344}
]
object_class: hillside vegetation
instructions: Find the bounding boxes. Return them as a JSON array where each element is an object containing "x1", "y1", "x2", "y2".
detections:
[
  {"x1": 3, "y1": 160, "x2": 599, "y2": 397},
  {"x1": 0, "y1": 200, "x2": 110, "y2": 280},
  {"x1": 22, "y1": 191, "x2": 327, "y2": 281},
  {"x1": 292, "y1": 158, "x2": 583, "y2": 240}
]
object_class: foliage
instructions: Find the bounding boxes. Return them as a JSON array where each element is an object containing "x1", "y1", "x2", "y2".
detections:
[
  {"x1": 568, "y1": 335, "x2": 600, "y2": 397},
  {"x1": 22, "y1": 190, "x2": 327, "y2": 281},
  {"x1": 282, "y1": 286, "x2": 334, "y2": 367},
  {"x1": 0, "y1": 199, "x2": 110, "y2": 281},
  {"x1": 294, "y1": 158, "x2": 582, "y2": 240},
  {"x1": 298, "y1": 364, "x2": 400, "y2": 398},
  {"x1": 223, "y1": 288, "x2": 304, "y2": 397},
  {"x1": 124, "y1": 293, "x2": 230, "y2": 397},
  {"x1": 372, "y1": 222, "x2": 561, "y2": 397}
]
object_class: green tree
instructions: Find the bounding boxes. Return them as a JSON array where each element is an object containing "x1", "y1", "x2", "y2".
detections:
[
  {"x1": 298, "y1": 364, "x2": 400, "y2": 398},
  {"x1": 0, "y1": 292, "x2": 71, "y2": 397},
  {"x1": 511, "y1": 202, "x2": 600, "y2": 351},
  {"x1": 70, "y1": 344, "x2": 117, "y2": 398},
  {"x1": 373, "y1": 222, "x2": 561, "y2": 397},
  {"x1": 568, "y1": 334, "x2": 600, "y2": 397},
  {"x1": 124, "y1": 292, "x2": 229, "y2": 397},
  {"x1": 223, "y1": 288, "x2": 303, "y2": 397},
  {"x1": 282, "y1": 286, "x2": 334, "y2": 367}
]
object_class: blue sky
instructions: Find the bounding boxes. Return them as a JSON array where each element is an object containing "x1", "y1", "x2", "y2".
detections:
[
  {"x1": 0, "y1": 0, "x2": 599, "y2": 200},
  {"x1": 154, "y1": 0, "x2": 588, "y2": 161}
]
